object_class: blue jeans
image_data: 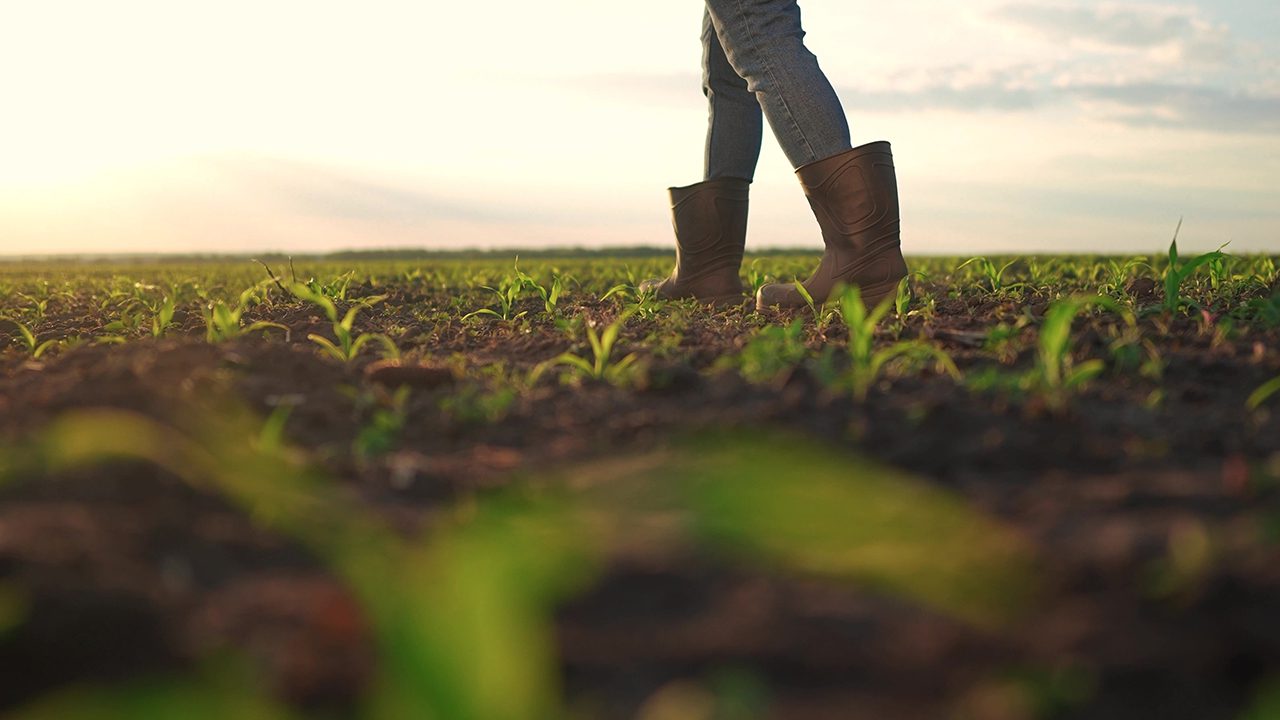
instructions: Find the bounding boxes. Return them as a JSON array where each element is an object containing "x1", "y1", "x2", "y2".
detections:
[{"x1": 702, "y1": 0, "x2": 852, "y2": 182}]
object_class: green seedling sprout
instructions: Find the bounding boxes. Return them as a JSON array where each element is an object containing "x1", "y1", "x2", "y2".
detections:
[
  {"x1": 290, "y1": 283, "x2": 398, "y2": 363},
  {"x1": 1034, "y1": 294, "x2": 1132, "y2": 409},
  {"x1": 957, "y1": 256, "x2": 1023, "y2": 296},
  {"x1": 202, "y1": 282, "x2": 289, "y2": 343},
  {"x1": 313, "y1": 269, "x2": 357, "y2": 301},
  {"x1": 463, "y1": 264, "x2": 528, "y2": 322},
  {"x1": 538, "y1": 309, "x2": 639, "y2": 384},
  {"x1": 150, "y1": 295, "x2": 177, "y2": 338},
  {"x1": 102, "y1": 305, "x2": 145, "y2": 336},
  {"x1": 840, "y1": 285, "x2": 960, "y2": 402},
  {"x1": 747, "y1": 258, "x2": 770, "y2": 296},
  {"x1": 894, "y1": 276, "x2": 912, "y2": 319},
  {"x1": 598, "y1": 283, "x2": 633, "y2": 304},
  {"x1": 17, "y1": 294, "x2": 50, "y2": 319},
  {"x1": 5, "y1": 319, "x2": 59, "y2": 358},
  {"x1": 515, "y1": 265, "x2": 563, "y2": 319},
  {"x1": 1101, "y1": 257, "x2": 1153, "y2": 298},
  {"x1": 793, "y1": 281, "x2": 840, "y2": 331},
  {"x1": 1162, "y1": 221, "x2": 1228, "y2": 314}
]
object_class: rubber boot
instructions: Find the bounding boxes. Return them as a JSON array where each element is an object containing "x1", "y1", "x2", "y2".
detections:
[
  {"x1": 640, "y1": 177, "x2": 749, "y2": 305},
  {"x1": 756, "y1": 141, "x2": 908, "y2": 311}
]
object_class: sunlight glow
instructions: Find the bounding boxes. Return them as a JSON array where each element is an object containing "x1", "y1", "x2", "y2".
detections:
[{"x1": 1, "y1": 0, "x2": 1276, "y2": 255}]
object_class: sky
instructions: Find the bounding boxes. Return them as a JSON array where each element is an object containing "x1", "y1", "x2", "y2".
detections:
[{"x1": 0, "y1": 0, "x2": 1277, "y2": 256}]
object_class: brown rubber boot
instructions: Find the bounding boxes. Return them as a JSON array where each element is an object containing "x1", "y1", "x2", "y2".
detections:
[
  {"x1": 639, "y1": 177, "x2": 750, "y2": 305},
  {"x1": 756, "y1": 141, "x2": 908, "y2": 311}
]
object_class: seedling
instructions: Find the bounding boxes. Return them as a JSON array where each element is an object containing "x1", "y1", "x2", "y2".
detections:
[
  {"x1": 150, "y1": 295, "x2": 177, "y2": 338},
  {"x1": 894, "y1": 276, "x2": 913, "y2": 319},
  {"x1": 1100, "y1": 257, "x2": 1153, "y2": 298},
  {"x1": 202, "y1": 282, "x2": 288, "y2": 343},
  {"x1": 538, "y1": 309, "x2": 639, "y2": 385},
  {"x1": 5, "y1": 319, "x2": 59, "y2": 358},
  {"x1": 1162, "y1": 222, "x2": 1228, "y2": 315},
  {"x1": 290, "y1": 284, "x2": 398, "y2": 363},
  {"x1": 839, "y1": 286, "x2": 960, "y2": 402},
  {"x1": 463, "y1": 269, "x2": 527, "y2": 322},
  {"x1": 599, "y1": 283, "x2": 663, "y2": 320},
  {"x1": 957, "y1": 256, "x2": 1023, "y2": 296},
  {"x1": 1034, "y1": 295, "x2": 1131, "y2": 409},
  {"x1": 516, "y1": 265, "x2": 564, "y2": 319},
  {"x1": 747, "y1": 258, "x2": 770, "y2": 296},
  {"x1": 103, "y1": 305, "x2": 145, "y2": 336},
  {"x1": 793, "y1": 281, "x2": 840, "y2": 333}
]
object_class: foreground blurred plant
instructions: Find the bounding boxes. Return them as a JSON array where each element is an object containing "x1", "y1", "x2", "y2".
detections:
[
  {"x1": 737, "y1": 318, "x2": 808, "y2": 384},
  {"x1": 1248, "y1": 375, "x2": 1280, "y2": 412},
  {"x1": 2, "y1": 400, "x2": 1036, "y2": 718}
]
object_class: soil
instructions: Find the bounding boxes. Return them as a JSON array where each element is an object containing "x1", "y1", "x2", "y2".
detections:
[{"x1": 2, "y1": 281, "x2": 1279, "y2": 719}]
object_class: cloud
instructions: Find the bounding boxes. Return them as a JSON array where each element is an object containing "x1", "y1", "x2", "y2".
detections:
[
  {"x1": 834, "y1": 0, "x2": 1280, "y2": 135},
  {"x1": 843, "y1": 75, "x2": 1280, "y2": 133},
  {"x1": 992, "y1": 1, "x2": 1233, "y2": 62},
  {"x1": 1069, "y1": 82, "x2": 1280, "y2": 132},
  {"x1": 560, "y1": 3, "x2": 1280, "y2": 135}
]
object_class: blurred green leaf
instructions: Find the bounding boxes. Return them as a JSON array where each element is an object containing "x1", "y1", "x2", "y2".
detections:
[
  {"x1": 649, "y1": 433, "x2": 1035, "y2": 627},
  {"x1": 9, "y1": 664, "x2": 293, "y2": 720}
]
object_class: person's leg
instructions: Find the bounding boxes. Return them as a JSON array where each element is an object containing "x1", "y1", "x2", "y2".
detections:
[
  {"x1": 703, "y1": 0, "x2": 851, "y2": 170},
  {"x1": 705, "y1": 0, "x2": 908, "y2": 310},
  {"x1": 702, "y1": 7, "x2": 763, "y2": 182},
  {"x1": 636, "y1": 8, "x2": 757, "y2": 305}
]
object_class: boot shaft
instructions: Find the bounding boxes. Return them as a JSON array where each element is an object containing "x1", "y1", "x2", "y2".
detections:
[
  {"x1": 667, "y1": 178, "x2": 750, "y2": 284},
  {"x1": 795, "y1": 141, "x2": 899, "y2": 257}
]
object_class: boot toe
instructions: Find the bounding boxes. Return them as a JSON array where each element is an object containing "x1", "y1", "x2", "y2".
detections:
[
  {"x1": 755, "y1": 282, "x2": 810, "y2": 311},
  {"x1": 638, "y1": 277, "x2": 670, "y2": 296}
]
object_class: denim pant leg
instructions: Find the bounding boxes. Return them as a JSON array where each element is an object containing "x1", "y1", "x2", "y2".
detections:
[
  {"x1": 704, "y1": 0, "x2": 851, "y2": 170},
  {"x1": 703, "y1": 8, "x2": 764, "y2": 182}
]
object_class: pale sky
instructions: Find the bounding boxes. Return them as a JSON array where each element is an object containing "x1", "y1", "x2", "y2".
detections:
[{"x1": 1, "y1": 0, "x2": 1277, "y2": 256}]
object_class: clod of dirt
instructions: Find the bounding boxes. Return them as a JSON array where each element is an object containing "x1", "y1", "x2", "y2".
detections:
[
  {"x1": 1127, "y1": 277, "x2": 1158, "y2": 301},
  {"x1": 363, "y1": 361, "x2": 456, "y2": 389}
]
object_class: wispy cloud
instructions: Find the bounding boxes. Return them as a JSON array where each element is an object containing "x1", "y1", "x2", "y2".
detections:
[
  {"x1": 834, "y1": 1, "x2": 1280, "y2": 133},
  {"x1": 565, "y1": 3, "x2": 1279, "y2": 135},
  {"x1": 841, "y1": 75, "x2": 1280, "y2": 134},
  {"x1": 992, "y1": 1, "x2": 1233, "y2": 62}
]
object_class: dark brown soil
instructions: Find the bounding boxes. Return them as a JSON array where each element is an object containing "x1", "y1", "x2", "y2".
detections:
[{"x1": 2, "y1": 281, "x2": 1279, "y2": 719}]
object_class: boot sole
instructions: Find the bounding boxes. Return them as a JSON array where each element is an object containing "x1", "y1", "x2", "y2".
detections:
[
  {"x1": 696, "y1": 293, "x2": 751, "y2": 309},
  {"x1": 754, "y1": 276, "x2": 904, "y2": 313}
]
